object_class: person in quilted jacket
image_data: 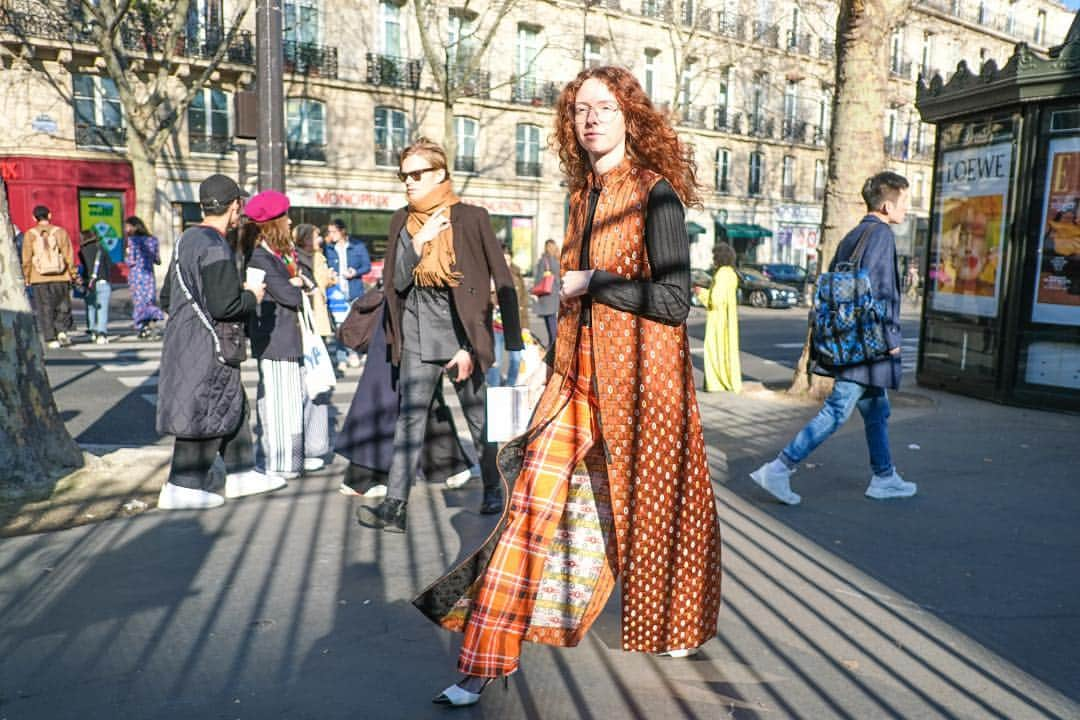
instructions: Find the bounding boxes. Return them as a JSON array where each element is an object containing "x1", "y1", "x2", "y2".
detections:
[{"x1": 750, "y1": 171, "x2": 918, "y2": 505}]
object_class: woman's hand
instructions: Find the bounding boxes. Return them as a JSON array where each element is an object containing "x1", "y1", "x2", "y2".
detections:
[
  {"x1": 288, "y1": 276, "x2": 305, "y2": 287},
  {"x1": 413, "y1": 207, "x2": 450, "y2": 247},
  {"x1": 445, "y1": 349, "x2": 473, "y2": 383},
  {"x1": 560, "y1": 270, "x2": 594, "y2": 300}
]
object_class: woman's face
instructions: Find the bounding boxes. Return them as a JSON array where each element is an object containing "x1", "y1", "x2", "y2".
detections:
[
  {"x1": 573, "y1": 78, "x2": 626, "y2": 160},
  {"x1": 312, "y1": 229, "x2": 323, "y2": 249},
  {"x1": 124, "y1": 223, "x2": 134, "y2": 236},
  {"x1": 401, "y1": 153, "x2": 446, "y2": 203}
]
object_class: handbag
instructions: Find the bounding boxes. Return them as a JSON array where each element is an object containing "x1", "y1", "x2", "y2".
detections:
[
  {"x1": 173, "y1": 235, "x2": 247, "y2": 367},
  {"x1": 530, "y1": 271, "x2": 555, "y2": 297},
  {"x1": 336, "y1": 289, "x2": 385, "y2": 353},
  {"x1": 300, "y1": 294, "x2": 337, "y2": 397}
]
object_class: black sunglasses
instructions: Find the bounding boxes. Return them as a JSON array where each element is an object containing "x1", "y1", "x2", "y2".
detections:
[{"x1": 397, "y1": 166, "x2": 438, "y2": 182}]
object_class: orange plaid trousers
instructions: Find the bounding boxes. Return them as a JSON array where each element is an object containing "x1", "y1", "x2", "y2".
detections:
[{"x1": 457, "y1": 329, "x2": 616, "y2": 677}]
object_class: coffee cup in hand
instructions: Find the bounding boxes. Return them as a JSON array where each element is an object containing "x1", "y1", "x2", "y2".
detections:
[{"x1": 246, "y1": 267, "x2": 266, "y2": 287}]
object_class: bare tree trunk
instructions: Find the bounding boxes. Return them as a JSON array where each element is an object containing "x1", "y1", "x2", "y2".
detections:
[
  {"x1": 0, "y1": 180, "x2": 83, "y2": 490},
  {"x1": 443, "y1": 100, "x2": 457, "y2": 172},
  {"x1": 128, "y1": 134, "x2": 159, "y2": 230},
  {"x1": 788, "y1": 0, "x2": 904, "y2": 398}
]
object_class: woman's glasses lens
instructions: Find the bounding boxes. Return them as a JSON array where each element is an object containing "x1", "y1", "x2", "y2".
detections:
[{"x1": 398, "y1": 167, "x2": 435, "y2": 182}]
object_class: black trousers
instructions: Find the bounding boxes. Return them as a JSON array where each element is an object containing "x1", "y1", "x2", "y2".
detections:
[
  {"x1": 386, "y1": 346, "x2": 496, "y2": 503},
  {"x1": 169, "y1": 401, "x2": 255, "y2": 490},
  {"x1": 542, "y1": 314, "x2": 558, "y2": 349},
  {"x1": 32, "y1": 281, "x2": 73, "y2": 341}
]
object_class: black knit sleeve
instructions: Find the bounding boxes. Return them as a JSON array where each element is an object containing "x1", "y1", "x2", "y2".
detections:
[
  {"x1": 202, "y1": 258, "x2": 256, "y2": 321},
  {"x1": 587, "y1": 179, "x2": 691, "y2": 325}
]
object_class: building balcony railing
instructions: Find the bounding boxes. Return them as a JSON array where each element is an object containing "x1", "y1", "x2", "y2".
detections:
[
  {"x1": 752, "y1": 21, "x2": 780, "y2": 49},
  {"x1": 782, "y1": 184, "x2": 796, "y2": 201},
  {"x1": 287, "y1": 141, "x2": 326, "y2": 162},
  {"x1": 890, "y1": 58, "x2": 913, "y2": 80},
  {"x1": 455, "y1": 156, "x2": 477, "y2": 173},
  {"x1": 516, "y1": 160, "x2": 542, "y2": 178},
  {"x1": 366, "y1": 53, "x2": 422, "y2": 90},
  {"x1": 639, "y1": 0, "x2": 672, "y2": 21},
  {"x1": 812, "y1": 124, "x2": 829, "y2": 146},
  {"x1": 681, "y1": 5, "x2": 711, "y2": 29},
  {"x1": 451, "y1": 67, "x2": 490, "y2": 99},
  {"x1": 786, "y1": 31, "x2": 813, "y2": 55},
  {"x1": 819, "y1": 38, "x2": 836, "y2": 61},
  {"x1": 679, "y1": 104, "x2": 709, "y2": 128},
  {"x1": 75, "y1": 123, "x2": 126, "y2": 148},
  {"x1": 179, "y1": 27, "x2": 254, "y2": 64},
  {"x1": 716, "y1": 13, "x2": 748, "y2": 41},
  {"x1": 747, "y1": 113, "x2": 776, "y2": 139},
  {"x1": 885, "y1": 138, "x2": 933, "y2": 161},
  {"x1": 714, "y1": 107, "x2": 735, "y2": 132},
  {"x1": 284, "y1": 40, "x2": 338, "y2": 78},
  {"x1": 916, "y1": 0, "x2": 1036, "y2": 42},
  {"x1": 781, "y1": 118, "x2": 809, "y2": 143},
  {"x1": 511, "y1": 77, "x2": 560, "y2": 107},
  {"x1": 190, "y1": 134, "x2": 233, "y2": 154},
  {"x1": 374, "y1": 147, "x2": 401, "y2": 167}
]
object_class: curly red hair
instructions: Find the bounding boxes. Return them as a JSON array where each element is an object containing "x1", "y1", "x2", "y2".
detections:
[{"x1": 553, "y1": 66, "x2": 701, "y2": 208}]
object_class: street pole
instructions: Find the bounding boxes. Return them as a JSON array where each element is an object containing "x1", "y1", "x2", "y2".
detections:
[{"x1": 256, "y1": 0, "x2": 285, "y2": 191}]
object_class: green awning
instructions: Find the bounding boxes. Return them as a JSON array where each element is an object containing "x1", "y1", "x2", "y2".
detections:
[
  {"x1": 719, "y1": 223, "x2": 772, "y2": 239},
  {"x1": 685, "y1": 221, "x2": 707, "y2": 235}
]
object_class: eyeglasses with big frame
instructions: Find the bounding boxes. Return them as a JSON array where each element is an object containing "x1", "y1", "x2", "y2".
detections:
[
  {"x1": 397, "y1": 166, "x2": 438, "y2": 182},
  {"x1": 572, "y1": 103, "x2": 620, "y2": 123}
]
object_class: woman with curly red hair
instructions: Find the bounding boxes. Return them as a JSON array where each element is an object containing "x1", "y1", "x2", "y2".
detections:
[{"x1": 414, "y1": 66, "x2": 723, "y2": 707}]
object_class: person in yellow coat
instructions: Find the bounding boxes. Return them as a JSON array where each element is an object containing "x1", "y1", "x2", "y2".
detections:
[{"x1": 697, "y1": 241, "x2": 742, "y2": 393}]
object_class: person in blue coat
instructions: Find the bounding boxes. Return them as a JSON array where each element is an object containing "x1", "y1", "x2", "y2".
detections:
[
  {"x1": 324, "y1": 218, "x2": 372, "y2": 301},
  {"x1": 750, "y1": 171, "x2": 917, "y2": 505}
]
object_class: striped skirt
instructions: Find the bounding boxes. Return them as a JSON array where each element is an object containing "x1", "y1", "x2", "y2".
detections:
[
  {"x1": 457, "y1": 328, "x2": 617, "y2": 677},
  {"x1": 255, "y1": 358, "x2": 304, "y2": 476}
]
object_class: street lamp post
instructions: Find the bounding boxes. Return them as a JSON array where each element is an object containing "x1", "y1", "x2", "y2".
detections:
[{"x1": 255, "y1": 0, "x2": 285, "y2": 191}]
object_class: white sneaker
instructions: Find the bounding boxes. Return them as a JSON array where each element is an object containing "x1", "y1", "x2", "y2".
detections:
[
  {"x1": 95, "y1": 334, "x2": 109, "y2": 345},
  {"x1": 362, "y1": 483, "x2": 387, "y2": 499},
  {"x1": 865, "y1": 470, "x2": 917, "y2": 500},
  {"x1": 304, "y1": 457, "x2": 326, "y2": 472},
  {"x1": 445, "y1": 468, "x2": 471, "y2": 489},
  {"x1": 46, "y1": 340, "x2": 61, "y2": 349},
  {"x1": 658, "y1": 647, "x2": 700, "y2": 658},
  {"x1": 157, "y1": 482, "x2": 225, "y2": 510},
  {"x1": 224, "y1": 470, "x2": 287, "y2": 498},
  {"x1": 750, "y1": 459, "x2": 802, "y2": 505},
  {"x1": 347, "y1": 353, "x2": 361, "y2": 368},
  {"x1": 56, "y1": 331, "x2": 71, "y2": 346}
]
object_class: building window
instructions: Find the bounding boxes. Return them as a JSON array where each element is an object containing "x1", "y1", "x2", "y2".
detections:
[
  {"x1": 817, "y1": 87, "x2": 832, "y2": 142},
  {"x1": 284, "y1": 0, "x2": 320, "y2": 46},
  {"x1": 515, "y1": 24, "x2": 542, "y2": 99},
  {"x1": 890, "y1": 27, "x2": 904, "y2": 75},
  {"x1": 782, "y1": 155, "x2": 796, "y2": 200},
  {"x1": 73, "y1": 73, "x2": 125, "y2": 147},
  {"x1": 186, "y1": 0, "x2": 224, "y2": 50},
  {"x1": 643, "y1": 49, "x2": 659, "y2": 101},
  {"x1": 814, "y1": 158, "x2": 826, "y2": 201},
  {"x1": 749, "y1": 151, "x2": 764, "y2": 196},
  {"x1": 287, "y1": 98, "x2": 326, "y2": 161},
  {"x1": 379, "y1": 0, "x2": 402, "y2": 56},
  {"x1": 188, "y1": 88, "x2": 230, "y2": 154},
  {"x1": 716, "y1": 148, "x2": 731, "y2": 193},
  {"x1": 680, "y1": 59, "x2": 696, "y2": 109},
  {"x1": 921, "y1": 32, "x2": 933, "y2": 77},
  {"x1": 374, "y1": 106, "x2": 407, "y2": 166},
  {"x1": 784, "y1": 80, "x2": 798, "y2": 123},
  {"x1": 454, "y1": 116, "x2": 478, "y2": 172},
  {"x1": 750, "y1": 72, "x2": 767, "y2": 133},
  {"x1": 1035, "y1": 10, "x2": 1046, "y2": 45},
  {"x1": 584, "y1": 36, "x2": 604, "y2": 69},
  {"x1": 715, "y1": 70, "x2": 729, "y2": 129},
  {"x1": 448, "y1": 9, "x2": 478, "y2": 71},
  {"x1": 913, "y1": 171, "x2": 925, "y2": 207},
  {"x1": 515, "y1": 123, "x2": 541, "y2": 177},
  {"x1": 885, "y1": 108, "x2": 898, "y2": 155}
]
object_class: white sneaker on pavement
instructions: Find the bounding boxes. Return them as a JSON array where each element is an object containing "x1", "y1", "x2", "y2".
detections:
[
  {"x1": 444, "y1": 468, "x2": 471, "y2": 489},
  {"x1": 224, "y1": 470, "x2": 287, "y2": 498},
  {"x1": 46, "y1": 340, "x2": 61, "y2": 349},
  {"x1": 157, "y1": 482, "x2": 225, "y2": 510},
  {"x1": 56, "y1": 331, "x2": 72, "y2": 347},
  {"x1": 347, "y1": 353, "x2": 361, "y2": 368},
  {"x1": 657, "y1": 647, "x2": 700, "y2": 658},
  {"x1": 362, "y1": 483, "x2": 387, "y2": 499},
  {"x1": 750, "y1": 459, "x2": 802, "y2": 506},
  {"x1": 865, "y1": 470, "x2": 917, "y2": 500},
  {"x1": 304, "y1": 457, "x2": 326, "y2": 472}
]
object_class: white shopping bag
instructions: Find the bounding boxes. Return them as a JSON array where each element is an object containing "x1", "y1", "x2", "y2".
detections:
[
  {"x1": 486, "y1": 386, "x2": 532, "y2": 442},
  {"x1": 301, "y1": 294, "x2": 336, "y2": 397}
]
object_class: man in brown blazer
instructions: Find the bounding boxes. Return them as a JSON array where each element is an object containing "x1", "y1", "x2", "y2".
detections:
[{"x1": 358, "y1": 138, "x2": 523, "y2": 533}]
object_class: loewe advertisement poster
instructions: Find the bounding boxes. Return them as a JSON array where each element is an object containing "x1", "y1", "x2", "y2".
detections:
[
  {"x1": 1032, "y1": 137, "x2": 1080, "y2": 326},
  {"x1": 931, "y1": 143, "x2": 1012, "y2": 318}
]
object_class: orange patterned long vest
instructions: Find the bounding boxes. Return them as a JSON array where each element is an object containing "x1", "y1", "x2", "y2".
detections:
[{"x1": 414, "y1": 160, "x2": 722, "y2": 654}]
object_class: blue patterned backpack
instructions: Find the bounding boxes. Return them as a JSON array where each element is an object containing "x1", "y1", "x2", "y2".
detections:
[{"x1": 811, "y1": 227, "x2": 890, "y2": 368}]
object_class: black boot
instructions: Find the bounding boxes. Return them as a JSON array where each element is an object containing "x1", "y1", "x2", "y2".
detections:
[
  {"x1": 479, "y1": 483, "x2": 503, "y2": 515},
  {"x1": 356, "y1": 497, "x2": 407, "y2": 533}
]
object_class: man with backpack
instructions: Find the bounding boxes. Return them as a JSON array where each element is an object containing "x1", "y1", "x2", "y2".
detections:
[
  {"x1": 750, "y1": 171, "x2": 917, "y2": 505},
  {"x1": 21, "y1": 205, "x2": 77, "y2": 348}
]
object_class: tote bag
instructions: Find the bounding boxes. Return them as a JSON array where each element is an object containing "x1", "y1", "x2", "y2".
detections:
[
  {"x1": 486, "y1": 386, "x2": 533, "y2": 442},
  {"x1": 301, "y1": 294, "x2": 337, "y2": 397}
]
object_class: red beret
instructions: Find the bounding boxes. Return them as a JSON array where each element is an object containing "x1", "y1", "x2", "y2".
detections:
[{"x1": 245, "y1": 190, "x2": 290, "y2": 223}]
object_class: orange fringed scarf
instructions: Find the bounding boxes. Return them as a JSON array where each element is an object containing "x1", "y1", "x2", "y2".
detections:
[{"x1": 407, "y1": 182, "x2": 463, "y2": 288}]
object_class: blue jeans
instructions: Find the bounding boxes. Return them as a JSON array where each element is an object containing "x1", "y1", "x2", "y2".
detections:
[
  {"x1": 781, "y1": 379, "x2": 893, "y2": 477},
  {"x1": 486, "y1": 328, "x2": 522, "y2": 387},
  {"x1": 86, "y1": 281, "x2": 111, "y2": 336}
]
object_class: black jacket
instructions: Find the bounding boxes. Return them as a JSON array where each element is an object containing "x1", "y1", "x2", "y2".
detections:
[
  {"x1": 247, "y1": 245, "x2": 303, "y2": 361},
  {"x1": 78, "y1": 240, "x2": 112, "y2": 285}
]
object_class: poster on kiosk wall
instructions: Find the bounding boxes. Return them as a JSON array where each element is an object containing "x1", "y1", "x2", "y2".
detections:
[
  {"x1": 1032, "y1": 136, "x2": 1080, "y2": 326},
  {"x1": 930, "y1": 142, "x2": 1012, "y2": 318}
]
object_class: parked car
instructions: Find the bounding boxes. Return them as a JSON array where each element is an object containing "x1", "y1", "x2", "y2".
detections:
[
  {"x1": 742, "y1": 263, "x2": 810, "y2": 300},
  {"x1": 737, "y1": 269, "x2": 800, "y2": 308}
]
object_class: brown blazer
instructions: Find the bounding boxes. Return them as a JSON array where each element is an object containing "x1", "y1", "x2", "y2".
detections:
[{"x1": 384, "y1": 202, "x2": 522, "y2": 373}]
